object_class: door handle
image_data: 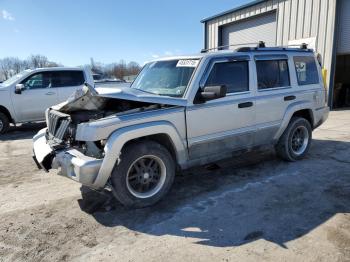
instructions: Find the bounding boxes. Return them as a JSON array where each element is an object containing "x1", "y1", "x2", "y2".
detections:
[
  {"x1": 284, "y1": 95, "x2": 296, "y2": 101},
  {"x1": 45, "y1": 92, "x2": 55, "y2": 95},
  {"x1": 238, "y1": 102, "x2": 253, "y2": 108}
]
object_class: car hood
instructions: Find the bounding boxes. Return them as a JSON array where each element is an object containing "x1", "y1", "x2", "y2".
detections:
[
  {"x1": 52, "y1": 84, "x2": 187, "y2": 112},
  {"x1": 95, "y1": 85, "x2": 187, "y2": 106}
]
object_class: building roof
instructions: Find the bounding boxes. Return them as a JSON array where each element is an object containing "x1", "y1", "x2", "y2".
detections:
[{"x1": 201, "y1": 0, "x2": 267, "y2": 23}]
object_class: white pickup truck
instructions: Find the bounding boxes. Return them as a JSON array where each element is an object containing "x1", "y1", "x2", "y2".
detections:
[{"x1": 0, "y1": 67, "x2": 94, "y2": 134}]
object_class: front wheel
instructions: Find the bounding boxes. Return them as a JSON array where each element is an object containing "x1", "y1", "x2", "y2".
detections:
[
  {"x1": 0, "y1": 112, "x2": 10, "y2": 134},
  {"x1": 275, "y1": 117, "x2": 312, "y2": 161},
  {"x1": 110, "y1": 141, "x2": 176, "y2": 208}
]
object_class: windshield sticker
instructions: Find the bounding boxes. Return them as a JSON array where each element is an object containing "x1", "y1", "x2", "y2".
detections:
[{"x1": 176, "y1": 60, "x2": 199, "y2": 67}]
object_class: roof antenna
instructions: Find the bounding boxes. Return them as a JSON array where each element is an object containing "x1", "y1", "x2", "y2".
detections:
[
  {"x1": 258, "y1": 41, "x2": 266, "y2": 48},
  {"x1": 300, "y1": 43, "x2": 308, "y2": 49}
]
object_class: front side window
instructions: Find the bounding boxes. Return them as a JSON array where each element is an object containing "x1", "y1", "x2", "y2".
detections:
[
  {"x1": 256, "y1": 60, "x2": 290, "y2": 89},
  {"x1": 131, "y1": 59, "x2": 198, "y2": 97},
  {"x1": 51, "y1": 71, "x2": 85, "y2": 87},
  {"x1": 293, "y1": 56, "x2": 319, "y2": 85},
  {"x1": 205, "y1": 61, "x2": 249, "y2": 93},
  {"x1": 21, "y1": 72, "x2": 51, "y2": 89}
]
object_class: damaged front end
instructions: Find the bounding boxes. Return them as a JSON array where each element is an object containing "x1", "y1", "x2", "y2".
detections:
[
  {"x1": 33, "y1": 83, "x2": 181, "y2": 188},
  {"x1": 33, "y1": 84, "x2": 106, "y2": 174}
]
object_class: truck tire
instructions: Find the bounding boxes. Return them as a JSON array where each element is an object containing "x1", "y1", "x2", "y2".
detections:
[
  {"x1": 0, "y1": 112, "x2": 10, "y2": 134},
  {"x1": 275, "y1": 117, "x2": 312, "y2": 162},
  {"x1": 110, "y1": 140, "x2": 176, "y2": 208}
]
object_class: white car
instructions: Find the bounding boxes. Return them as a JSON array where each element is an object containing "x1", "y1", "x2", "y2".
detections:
[{"x1": 0, "y1": 67, "x2": 94, "y2": 134}]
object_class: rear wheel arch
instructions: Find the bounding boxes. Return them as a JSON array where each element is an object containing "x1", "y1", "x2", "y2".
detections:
[
  {"x1": 274, "y1": 106, "x2": 315, "y2": 141},
  {"x1": 291, "y1": 109, "x2": 314, "y2": 129}
]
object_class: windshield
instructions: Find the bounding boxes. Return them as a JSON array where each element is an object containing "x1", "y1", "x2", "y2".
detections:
[
  {"x1": 1, "y1": 70, "x2": 31, "y2": 87},
  {"x1": 131, "y1": 59, "x2": 199, "y2": 97}
]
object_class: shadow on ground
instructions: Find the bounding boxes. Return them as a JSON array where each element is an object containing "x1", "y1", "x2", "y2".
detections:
[
  {"x1": 78, "y1": 139, "x2": 350, "y2": 248},
  {"x1": 0, "y1": 122, "x2": 45, "y2": 141}
]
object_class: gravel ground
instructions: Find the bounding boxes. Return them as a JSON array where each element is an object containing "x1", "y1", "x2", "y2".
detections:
[{"x1": 0, "y1": 110, "x2": 349, "y2": 262}]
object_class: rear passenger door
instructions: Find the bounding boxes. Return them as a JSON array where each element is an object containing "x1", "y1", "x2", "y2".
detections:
[
  {"x1": 253, "y1": 55, "x2": 294, "y2": 145},
  {"x1": 51, "y1": 70, "x2": 85, "y2": 102},
  {"x1": 186, "y1": 56, "x2": 256, "y2": 160}
]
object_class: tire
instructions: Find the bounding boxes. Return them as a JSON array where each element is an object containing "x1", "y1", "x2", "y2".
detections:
[
  {"x1": 275, "y1": 117, "x2": 312, "y2": 162},
  {"x1": 0, "y1": 112, "x2": 10, "y2": 134},
  {"x1": 110, "y1": 140, "x2": 176, "y2": 208}
]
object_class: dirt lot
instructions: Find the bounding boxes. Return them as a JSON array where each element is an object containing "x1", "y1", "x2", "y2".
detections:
[{"x1": 0, "y1": 110, "x2": 349, "y2": 262}]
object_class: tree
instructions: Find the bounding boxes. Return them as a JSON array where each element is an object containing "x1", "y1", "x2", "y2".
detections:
[
  {"x1": 0, "y1": 54, "x2": 140, "y2": 81},
  {"x1": 28, "y1": 54, "x2": 49, "y2": 68},
  {"x1": 127, "y1": 61, "x2": 141, "y2": 76},
  {"x1": 106, "y1": 60, "x2": 141, "y2": 80},
  {"x1": 0, "y1": 54, "x2": 60, "y2": 80}
]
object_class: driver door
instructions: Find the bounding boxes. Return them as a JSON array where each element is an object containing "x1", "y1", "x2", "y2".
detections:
[
  {"x1": 186, "y1": 57, "x2": 256, "y2": 160},
  {"x1": 12, "y1": 72, "x2": 58, "y2": 122}
]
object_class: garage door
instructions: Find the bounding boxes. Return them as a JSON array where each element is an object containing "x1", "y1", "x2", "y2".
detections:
[
  {"x1": 221, "y1": 12, "x2": 277, "y2": 49},
  {"x1": 337, "y1": 0, "x2": 350, "y2": 54}
]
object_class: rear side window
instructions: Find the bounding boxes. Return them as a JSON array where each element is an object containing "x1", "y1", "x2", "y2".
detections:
[
  {"x1": 256, "y1": 60, "x2": 290, "y2": 89},
  {"x1": 51, "y1": 71, "x2": 85, "y2": 87},
  {"x1": 293, "y1": 56, "x2": 319, "y2": 85},
  {"x1": 205, "y1": 61, "x2": 249, "y2": 93}
]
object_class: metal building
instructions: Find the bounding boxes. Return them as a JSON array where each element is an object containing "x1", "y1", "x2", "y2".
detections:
[{"x1": 201, "y1": 0, "x2": 350, "y2": 109}]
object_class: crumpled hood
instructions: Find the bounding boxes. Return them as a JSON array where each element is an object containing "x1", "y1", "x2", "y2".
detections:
[
  {"x1": 52, "y1": 84, "x2": 187, "y2": 112},
  {"x1": 95, "y1": 85, "x2": 187, "y2": 106}
]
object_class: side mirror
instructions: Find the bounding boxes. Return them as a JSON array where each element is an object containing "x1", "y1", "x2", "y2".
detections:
[
  {"x1": 15, "y1": 84, "x2": 25, "y2": 94},
  {"x1": 199, "y1": 85, "x2": 227, "y2": 102}
]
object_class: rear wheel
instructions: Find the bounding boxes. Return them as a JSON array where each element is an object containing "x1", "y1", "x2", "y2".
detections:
[
  {"x1": 110, "y1": 141, "x2": 175, "y2": 208},
  {"x1": 0, "y1": 112, "x2": 10, "y2": 134},
  {"x1": 275, "y1": 117, "x2": 312, "y2": 161}
]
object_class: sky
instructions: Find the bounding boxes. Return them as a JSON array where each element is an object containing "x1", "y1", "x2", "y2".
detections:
[{"x1": 0, "y1": 0, "x2": 251, "y2": 66}]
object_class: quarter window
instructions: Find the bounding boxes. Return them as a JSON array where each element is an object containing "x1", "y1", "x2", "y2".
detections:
[
  {"x1": 205, "y1": 61, "x2": 249, "y2": 93},
  {"x1": 256, "y1": 60, "x2": 290, "y2": 89},
  {"x1": 293, "y1": 56, "x2": 319, "y2": 85},
  {"x1": 51, "y1": 71, "x2": 84, "y2": 88}
]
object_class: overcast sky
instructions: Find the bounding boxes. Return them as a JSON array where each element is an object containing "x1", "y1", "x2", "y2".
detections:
[{"x1": 0, "y1": 0, "x2": 251, "y2": 66}]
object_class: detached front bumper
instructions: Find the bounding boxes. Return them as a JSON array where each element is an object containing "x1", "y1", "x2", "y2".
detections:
[{"x1": 33, "y1": 128, "x2": 103, "y2": 187}]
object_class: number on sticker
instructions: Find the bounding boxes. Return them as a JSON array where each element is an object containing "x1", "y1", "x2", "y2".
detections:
[{"x1": 176, "y1": 60, "x2": 199, "y2": 67}]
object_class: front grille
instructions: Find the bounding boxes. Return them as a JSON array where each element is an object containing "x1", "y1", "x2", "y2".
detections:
[{"x1": 48, "y1": 110, "x2": 71, "y2": 141}]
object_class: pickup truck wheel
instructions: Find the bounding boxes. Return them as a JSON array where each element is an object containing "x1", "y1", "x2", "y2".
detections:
[
  {"x1": 111, "y1": 141, "x2": 175, "y2": 208},
  {"x1": 0, "y1": 112, "x2": 9, "y2": 134},
  {"x1": 275, "y1": 117, "x2": 312, "y2": 161}
]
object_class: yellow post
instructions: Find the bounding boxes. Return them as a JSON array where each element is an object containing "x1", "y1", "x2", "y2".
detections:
[{"x1": 322, "y1": 68, "x2": 327, "y2": 88}]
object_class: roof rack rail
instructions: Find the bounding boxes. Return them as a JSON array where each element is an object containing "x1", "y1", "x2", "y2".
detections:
[
  {"x1": 201, "y1": 41, "x2": 313, "y2": 53},
  {"x1": 200, "y1": 42, "x2": 262, "y2": 53}
]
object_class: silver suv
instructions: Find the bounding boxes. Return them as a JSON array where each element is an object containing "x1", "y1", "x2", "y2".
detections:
[{"x1": 33, "y1": 46, "x2": 329, "y2": 208}]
